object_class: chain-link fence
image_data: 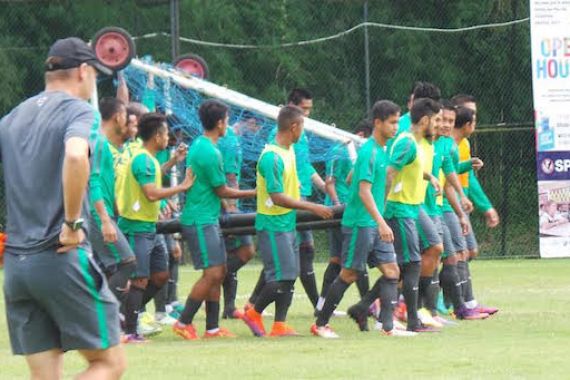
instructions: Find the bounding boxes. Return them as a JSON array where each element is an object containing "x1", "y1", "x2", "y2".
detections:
[{"x1": 0, "y1": 0, "x2": 537, "y2": 258}]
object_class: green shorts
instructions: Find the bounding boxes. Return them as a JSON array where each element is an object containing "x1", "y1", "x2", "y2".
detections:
[
  {"x1": 257, "y1": 230, "x2": 299, "y2": 282},
  {"x1": 4, "y1": 246, "x2": 120, "y2": 355},
  {"x1": 341, "y1": 227, "x2": 397, "y2": 271},
  {"x1": 182, "y1": 224, "x2": 227, "y2": 270}
]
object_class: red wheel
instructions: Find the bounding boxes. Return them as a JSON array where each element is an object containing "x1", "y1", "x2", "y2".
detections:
[
  {"x1": 92, "y1": 27, "x2": 136, "y2": 71},
  {"x1": 174, "y1": 54, "x2": 209, "y2": 79}
]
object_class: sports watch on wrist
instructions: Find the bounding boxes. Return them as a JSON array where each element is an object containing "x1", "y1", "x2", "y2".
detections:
[{"x1": 64, "y1": 218, "x2": 84, "y2": 231}]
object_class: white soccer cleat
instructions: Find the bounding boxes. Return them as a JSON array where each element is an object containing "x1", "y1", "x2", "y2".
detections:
[
  {"x1": 155, "y1": 312, "x2": 178, "y2": 326},
  {"x1": 332, "y1": 310, "x2": 347, "y2": 317},
  {"x1": 375, "y1": 319, "x2": 408, "y2": 332},
  {"x1": 418, "y1": 308, "x2": 444, "y2": 329},
  {"x1": 310, "y1": 324, "x2": 340, "y2": 339},
  {"x1": 381, "y1": 329, "x2": 418, "y2": 337}
]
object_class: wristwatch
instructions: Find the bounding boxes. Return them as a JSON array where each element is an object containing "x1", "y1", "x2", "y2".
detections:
[{"x1": 64, "y1": 218, "x2": 84, "y2": 231}]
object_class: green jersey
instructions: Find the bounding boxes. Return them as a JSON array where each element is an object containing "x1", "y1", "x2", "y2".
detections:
[
  {"x1": 89, "y1": 134, "x2": 117, "y2": 219},
  {"x1": 117, "y1": 153, "x2": 159, "y2": 233},
  {"x1": 324, "y1": 144, "x2": 352, "y2": 206},
  {"x1": 218, "y1": 127, "x2": 242, "y2": 182},
  {"x1": 341, "y1": 138, "x2": 389, "y2": 228},
  {"x1": 180, "y1": 136, "x2": 226, "y2": 226},
  {"x1": 255, "y1": 147, "x2": 297, "y2": 232},
  {"x1": 442, "y1": 139, "x2": 475, "y2": 213},
  {"x1": 423, "y1": 136, "x2": 455, "y2": 216}
]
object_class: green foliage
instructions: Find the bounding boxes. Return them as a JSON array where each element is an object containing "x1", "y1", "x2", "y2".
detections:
[{"x1": 0, "y1": 0, "x2": 537, "y2": 255}]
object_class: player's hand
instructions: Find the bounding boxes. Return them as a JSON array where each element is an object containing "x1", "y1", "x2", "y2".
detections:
[
  {"x1": 429, "y1": 175, "x2": 441, "y2": 196},
  {"x1": 174, "y1": 143, "x2": 188, "y2": 163},
  {"x1": 311, "y1": 204, "x2": 334, "y2": 219},
  {"x1": 485, "y1": 208, "x2": 500, "y2": 228},
  {"x1": 459, "y1": 214, "x2": 470, "y2": 235},
  {"x1": 101, "y1": 220, "x2": 118, "y2": 243},
  {"x1": 180, "y1": 167, "x2": 196, "y2": 191},
  {"x1": 471, "y1": 157, "x2": 484, "y2": 170},
  {"x1": 461, "y1": 196, "x2": 474, "y2": 214},
  {"x1": 167, "y1": 199, "x2": 179, "y2": 213},
  {"x1": 57, "y1": 224, "x2": 85, "y2": 253},
  {"x1": 172, "y1": 241, "x2": 182, "y2": 261},
  {"x1": 378, "y1": 220, "x2": 394, "y2": 243}
]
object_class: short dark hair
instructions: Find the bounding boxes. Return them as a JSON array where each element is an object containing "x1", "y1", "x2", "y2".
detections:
[
  {"x1": 412, "y1": 81, "x2": 441, "y2": 102},
  {"x1": 371, "y1": 100, "x2": 401, "y2": 122},
  {"x1": 287, "y1": 88, "x2": 312, "y2": 105},
  {"x1": 454, "y1": 106, "x2": 475, "y2": 129},
  {"x1": 451, "y1": 94, "x2": 476, "y2": 107},
  {"x1": 353, "y1": 119, "x2": 373, "y2": 137},
  {"x1": 277, "y1": 105, "x2": 304, "y2": 131},
  {"x1": 127, "y1": 102, "x2": 148, "y2": 119},
  {"x1": 99, "y1": 97, "x2": 125, "y2": 121},
  {"x1": 410, "y1": 98, "x2": 441, "y2": 124},
  {"x1": 138, "y1": 112, "x2": 167, "y2": 142},
  {"x1": 199, "y1": 99, "x2": 229, "y2": 131},
  {"x1": 440, "y1": 99, "x2": 456, "y2": 113}
]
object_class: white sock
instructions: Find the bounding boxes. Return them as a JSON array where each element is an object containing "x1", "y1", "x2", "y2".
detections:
[
  {"x1": 207, "y1": 327, "x2": 220, "y2": 334},
  {"x1": 316, "y1": 297, "x2": 325, "y2": 311},
  {"x1": 465, "y1": 300, "x2": 478, "y2": 309}
]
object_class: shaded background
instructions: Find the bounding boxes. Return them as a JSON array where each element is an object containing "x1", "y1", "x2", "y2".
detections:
[{"x1": 0, "y1": 0, "x2": 537, "y2": 258}]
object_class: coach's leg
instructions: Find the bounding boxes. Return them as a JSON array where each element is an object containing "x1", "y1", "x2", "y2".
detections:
[
  {"x1": 25, "y1": 349, "x2": 64, "y2": 380},
  {"x1": 77, "y1": 345, "x2": 126, "y2": 380}
]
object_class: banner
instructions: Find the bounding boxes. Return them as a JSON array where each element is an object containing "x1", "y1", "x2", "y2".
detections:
[{"x1": 531, "y1": 1, "x2": 570, "y2": 258}]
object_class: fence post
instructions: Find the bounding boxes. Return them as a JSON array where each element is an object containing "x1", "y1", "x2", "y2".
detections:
[
  {"x1": 363, "y1": 1, "x2": 371, "y2": 115},
  {"x1": 170, "y1": 0, "x2": 180, "y2": 63}
]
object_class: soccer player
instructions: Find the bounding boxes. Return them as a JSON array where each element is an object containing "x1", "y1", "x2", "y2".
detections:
[
  {"x1": 316, "y1": 119, "x2": 373, "y2": 315},
  {"x1": 218, "y1": 114, "x2": 256, "y2": 319},
  {"x1": 437, "y1": 104, "x2": 489, "y2": 320},
  {"x1": 173, "y1": 100, "x2": 256, "y2": 340},
  {"x1": 312, "y1": 100, "x2": 416, "y2": 338},
  {"x1": 396, "y1": 81, "x2": 442, "y2": 136},
  {"x1": 1, "y1": 37, "x2": 125, "y2": 379},
  {"x1": 287, "y1": 89, "x2": 326, "y2": 310},
  {"x1": 384, "y1": 98, "x2": 442, "y2": 333},
  {"x1": 246, "y1": 88, "x2": 326, "y2": 312},
  {"x1": 116, "y1": 113, "x2": 194, "y2": 343},
  {"x1": 242, "y1": 105, "x2": 333, "y2": 337},
  {"x1": 449, "y1": 97, "x2": 499, "y2": 315},
  {"x1": 88, "y1": 97, "x2": 136, "y2": 309}
]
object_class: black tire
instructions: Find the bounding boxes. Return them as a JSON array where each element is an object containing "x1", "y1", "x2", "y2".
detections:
[
  {"x1": 92, "y1": 26, "x2": 136, "y2": 71},
  {"x1": 174, "y1": 53, "x2": 209, "y2": 79}
]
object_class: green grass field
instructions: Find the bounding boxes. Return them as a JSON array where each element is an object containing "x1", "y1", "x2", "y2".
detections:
[{"x1": 1, "y1": 259, "x2": 569, "y2": 379}]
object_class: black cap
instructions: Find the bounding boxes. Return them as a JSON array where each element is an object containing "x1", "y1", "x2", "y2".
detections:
[{"x1": 46, "y1": 37, "x2": 113, "y2": 76}]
